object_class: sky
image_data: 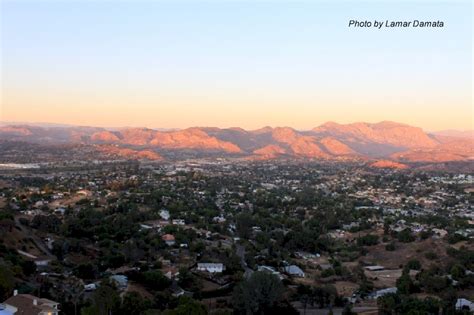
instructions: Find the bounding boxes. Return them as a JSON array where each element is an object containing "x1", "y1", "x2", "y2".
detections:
[{"x1": 1, "y1": 0, "x2": 472, "y2": 131}]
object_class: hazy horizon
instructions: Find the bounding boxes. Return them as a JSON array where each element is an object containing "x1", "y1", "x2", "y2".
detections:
[
  {"x1": 1, "y1": 119, "x2": 472, "y2": 134},
  {"x1": 1, "y1": 1, "x2": 472, "y2": 130}
]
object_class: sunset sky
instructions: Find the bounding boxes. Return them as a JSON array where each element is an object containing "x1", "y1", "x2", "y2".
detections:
[{"x1": 1, "y1": 1, "x2": 472, "y2": 131}]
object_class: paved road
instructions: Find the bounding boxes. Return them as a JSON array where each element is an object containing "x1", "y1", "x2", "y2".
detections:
[{"x1": 236, "y1": 243, "x2": 253, "y2": 278}]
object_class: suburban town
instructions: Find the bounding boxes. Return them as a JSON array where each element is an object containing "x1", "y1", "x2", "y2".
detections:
[
  {"x1": 1, "y1": 1, "x2": 472, "y2": 314},
  {"x1": 0, "y1": 158, "x2": 472, "y2": 314}
]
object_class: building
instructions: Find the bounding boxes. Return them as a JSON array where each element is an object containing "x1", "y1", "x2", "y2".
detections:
[
  {"x1": 159, "y1": 209, "x2": 170, "y2": 221},
  {"x1": 212, "y1": 216, "x2": 226, "y2": 223},
  {"x1": 456, "y1": 298, "x2": 474, "y2": 311},
  {"x1": 163, "y1": 267, "x2": 180, "y2": 280},
  {"x1": 172, "y1": 219, "x2": 185, "y2": 225},
  {"x1": 84, "y1": 283, "x2": 97, "y2": 291},
  {"x1": 257, "y1": 265, "x2": 283, "y2": 279},
  {"x1": 364, "y1": 265, "x2": 385, "y2": 271},
  {"x1": 284, "y1": 265, "x2": 305, "y2": 277},
  {"x1": 34, "y1": 259, "x2": 51, "y2": 268},
  {"x1": 3, "y1": 291, "x2": 60, "y2": 315},
  {"x1": 0, "y1": 304, "x2": 15, "y2": 315},
  {"x1": 110, "y1": 275, "x2": 128, "y2": 290},
  {"x1": 139, "y1": 224, "x2": 153, "y2": 230},
  {"x1": 370, "y1": 287, "x2": 398, "y2": 299},
  {"x1": 162, "y1": 234, "x2": 176, "y2": 246},
  {"x1": 197, "y1": 263, "x2": 224, "y2": 273}
]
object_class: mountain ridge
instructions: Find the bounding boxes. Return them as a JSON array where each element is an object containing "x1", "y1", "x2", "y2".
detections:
[{"x1": 1, "y1": 121, "x2": 472, "y2": 164}]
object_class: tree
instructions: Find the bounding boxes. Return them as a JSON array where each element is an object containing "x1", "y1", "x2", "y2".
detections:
[
  {"x1": 396, "y1": 270, "x2": 415, "y2": 295},
  {"x1": 81, "y1": 280, "x2": 120, "y2": 315},
  {"x1": 385, "y1": 242, "x2": 396, "y2": 251},
  {"x1": 236, "y1": 213, "x2": 254, "y2": 239},
  {"x1": 74, "y1": 263, "x2": 97, "y2": 280},
  {"x1": 342, "y1": 304, "x2": 356, "y2": 315},
  {"x1": 378, "y1": 293, "x2": 440, "y2": 315},
  {"x1": 296, "y1": 285, "x2": 313, "y2": 314},
  {"x1": 397, "y1": 229, "x2": 415, "y2": 243},
  {"x1": 163, "y1": 296, "x2": 207, "y2": 315},
  {"x1": 141, "y1": 270, "x2": 171, "y2": 291},
  {"x1": 405, "y1": 259, "x2": 421, "y2": 271},
  {"x1": 233, "y1": 272, "x2": 285, "y2": 315},
  {"x1": 450, "y1": 264, "x2": 465, "y2": 280},
  {"x1": 311, "y1": 285, "x2": 340, "y2": 309},
  {"x1": 0, "y1": 265, "x2": 14, "y2": 301},
  {"x1": 356, "y1": 234, "x2": 378, "y2": 246},
  {"x1": 30, "y1": 215, "x2": 61, "y2": 233},
  {"x1": 177, "y1": 268, "x2": 201, "y2": 291},
  {"x1": 20, "y1": 260, "x2": 36, "y2": 276},
  {"x1": 378, "y1": 293, "x2": 400, "y2": 315},
  {"x1": 119, "y1": 292, "x2": 150, "y2": 315}
]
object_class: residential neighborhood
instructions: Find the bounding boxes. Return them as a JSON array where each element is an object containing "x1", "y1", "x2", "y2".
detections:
[{"x1": 0, "y1": 159, "x2": 473, "y2": 314}]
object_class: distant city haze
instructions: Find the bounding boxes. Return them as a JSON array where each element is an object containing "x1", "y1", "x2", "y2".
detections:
[{"x1": 1, "y1": 1, "x2": 472, "y2": 130}]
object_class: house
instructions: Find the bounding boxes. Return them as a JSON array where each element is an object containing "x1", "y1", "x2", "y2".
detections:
[
  {"x1": 3, "y1": 291, "x2": 60, "y2": 315},
  {"x1": 162, "y1": 234, "x2": 176, "y2": 246},
  {"x1": 456, "y1": 298, "x2": 474, "y2": 311},
  {"x1": 171, "y1": 287, "x2": 185, "y2": 297},
  {"x1": 364, "y1": 265, "x2": 385, "y2": 271},
  {"x1": 54, "y1": 207, "x2": 66, "y2": 215},
  {"x1": 84, "y1": 283, "x2": 98, "y2": 291},
  {"x1": 34, "y1": 259, "x2": 51, "y2": 268},
  {"x1": 252, "y1": 226, "x2": 262, "y2": 233},
  {"x1": 197, "y1": 263, "x2": 224, "y2": 273},
  {"x1": 170, "y1": 282, "x2": 186, "y2": 297},
  {"x1": 52, "y1": 193, "x2": 64, "y2": 200},
  {"x1": 257, "y1": 266, "x2": 283, "y2": 279},
  {"x1": 162, "y1": 267, "x2": 180, "y2": 280},
  {"x1": 295, "y1": 251, "x2": 320, "y2": 259},
  {"x1": 284, "y1": 265, "x2": 305, "y2": 277},
  {"x1": 319, "y1": 264, "x2": 332, "y2": 270},
  {"x1": 212, "y1": 216, "x2": 226, "y2": 223},
  {"x1": 172, "y1": 219, "x2": 185, "y2": 225},
  {"x1": 370, "y1": 287, "x2": 397, "y2": 299},
  {"x1": 110, "y1": 275, "x2": 128, "y2": 290},
  {"x1": 139, "y1": 224, "x2": 153, "y2": 231},
  {"x1": 159, "y1": 209, "x2": 170, "y2": 221},
  {"x1": 432, "y1": 228, "x2": 448, "y2": 238},
  {"x1": 0, "y1": 303, "x2": 15, "y2": 315},
  {"x1": 76, "y1": 190, "x2": 90, "y2": 196}
]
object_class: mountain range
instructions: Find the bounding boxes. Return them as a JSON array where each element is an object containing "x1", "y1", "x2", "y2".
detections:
[{"x1": 0, "y1": 121, "x2": 472, "y2": 166}]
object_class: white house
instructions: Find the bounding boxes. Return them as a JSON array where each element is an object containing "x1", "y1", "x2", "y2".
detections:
[
  {"x1": 34, "y1": 259, "x2": 51, "y2": 267},
  {"x1": 284, "y1": 265, "x2": 305, "y2": 277},
  {"x1": 456, "y1": 298, "x2": 474, "y2": 311},
  {"x1": 212, "y1": 216, "x2": 226, "y2": 223},
  {"x1": 0, "y1": 303, "x2": 15, "y2": 315},
  {"x1": 371, "y1": 287, "x2": 398, "y2": 299},
  {"x1": 172, "y1": 219, "x2": 185, "y2": 225},
  {"x1": 197, "y1": 263, "x2": 224, "y2": 273},
  {"x1": 364, "y1": 265, "x2": 385, "y2": 271},
  {"x1": 159, "y1": 209, "x2": 170, "y2": 221},
  {"x1": 139, "y1": 224, "x2": 153, "y2": 230}
]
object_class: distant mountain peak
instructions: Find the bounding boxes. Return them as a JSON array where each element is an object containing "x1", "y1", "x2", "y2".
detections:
[{"x1": 0, "y1": 121, "x2": 471, "y2": 163}]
